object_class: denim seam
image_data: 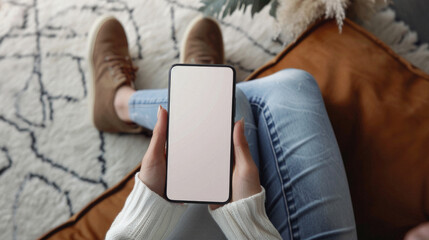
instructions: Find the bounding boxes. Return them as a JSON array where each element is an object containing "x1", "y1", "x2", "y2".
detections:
[
  {"x1": 130, "y1": 98, "x2": 167, "y2": 105},
  {"x1": 249, "y1": 96, "x2": 300, "y2": 240},
  {"x1": 129, "y1": 98, "x2": 168, "y2": 108}
]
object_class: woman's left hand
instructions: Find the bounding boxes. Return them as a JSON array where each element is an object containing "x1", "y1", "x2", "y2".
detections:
[{"x1": 138, "y1": 106, "x2": 168, "y2": 197}]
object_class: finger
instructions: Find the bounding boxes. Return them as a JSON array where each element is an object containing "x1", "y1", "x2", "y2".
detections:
[
  {"x1": 146, "y1": 105, "x2": 168, "y2": 160},
  {"x1": 233, "y1": 118, "x2": 253, "y2": 165},
  {"x1": 404, "y1": 222, "x2": 429, "y2": 240}
]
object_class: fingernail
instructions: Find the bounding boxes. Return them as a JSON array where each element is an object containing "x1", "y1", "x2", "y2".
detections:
[
  {"x1": 240, "y1": 117, "x2": 245, "y2": 133},
  {"x1": 157, "y1": 105, "x2": 162, "y2": 119}
]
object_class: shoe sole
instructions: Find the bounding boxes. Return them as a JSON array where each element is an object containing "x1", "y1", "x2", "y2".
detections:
[
  {"x1": 179, "y1": 15, "x2": 225, "y2": 64},
  {"x1": 87, "y1": 15, "x2": 116, "y2": 128}
]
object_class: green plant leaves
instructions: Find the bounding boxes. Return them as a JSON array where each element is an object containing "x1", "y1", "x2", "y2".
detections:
[{"x1": 199, "y1": 0, "x2": 278, "y2": 19}]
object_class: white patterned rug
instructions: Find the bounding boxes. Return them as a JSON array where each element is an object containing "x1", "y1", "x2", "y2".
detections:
[{"x1": 0, "y1": 0, "x2": 428, "y2": 239}]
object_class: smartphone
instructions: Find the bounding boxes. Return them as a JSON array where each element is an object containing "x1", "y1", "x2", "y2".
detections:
[{"x1": 165, "y1": 64, "x2": 235, "y2": 204}]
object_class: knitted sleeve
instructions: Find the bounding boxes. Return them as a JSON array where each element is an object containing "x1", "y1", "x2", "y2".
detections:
[{"x1": 105, "y1": 173, "x2": 187, "y2": 240}]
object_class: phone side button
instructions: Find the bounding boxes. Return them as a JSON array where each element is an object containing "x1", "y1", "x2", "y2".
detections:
[{"x1": 233, "y1": 97, "x2": 236, "y2": 118}]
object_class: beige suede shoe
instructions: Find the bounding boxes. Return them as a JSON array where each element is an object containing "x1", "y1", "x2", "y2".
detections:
[
  {"x1": 180, "y1": 16, "x2": 225, "y2": 64},
  {"x1": 87, "y1": 16, "x2": 150, "y2": 134}
]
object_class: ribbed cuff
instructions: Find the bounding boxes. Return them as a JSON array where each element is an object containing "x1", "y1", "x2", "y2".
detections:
[
  {"x1": 106, "y1": 173, "x2": 187, "y2": 240},
  {"x1": 209, "y1": 187, "x2": 281, "y2": 240}
]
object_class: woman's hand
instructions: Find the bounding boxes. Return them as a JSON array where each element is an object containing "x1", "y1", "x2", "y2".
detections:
[
  {"x1": 138, "y1": 106, "x2": 168, "y2": 197},
  {"x1": 405, "y1": 222, "x2": 429, "y2": 240},
  {"x1": 139, "y1": 108, "x2": 261, "y2": 203},
  {"x1": 211, "y1": 119, "x2": 262, "y2": 209}
]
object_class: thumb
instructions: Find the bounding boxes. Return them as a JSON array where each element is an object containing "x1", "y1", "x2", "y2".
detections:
[
  {"x1": 146, "y1": 105, "x2": 167, "y2": 160},
  {"x1": 231, "y1": 118, "x2": 262, "y2": 202},
  {"x1": 233, "y1": 118, "x2": 252, "y2": 165}
]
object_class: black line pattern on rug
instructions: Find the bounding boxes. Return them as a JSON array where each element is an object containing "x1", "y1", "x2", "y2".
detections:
[
  {"x1": 170, "y1": 6, "x2": 180, "y2": 59},
  {"x1": 272, "y1": 34, "x2": 285, "y2": 46},
  {"x1": 0, "y1": 0, "x2": 127, "y2": 208},
  {"x1": 1, "y1": 1, "x2": 117, "y2": 185},
  {"x1": 0, "y1": 2, "x2": 31, "y2": 45},
  {"x1": 45, "y1": 52, "x2": 87, "y2": 103},
  {"x1": 0, "y1": 147, "x2": 13, "y2": 176},
  {"x1": 11, "y1": 0, "x2": 47, "y2": 129},
  {"x1": 0, "y1": 0, "x2": 113, "y2": 235},
  {"x1": 0, "y1": 0, "x2": 151, "y2": 235},
  {"x1": 12, "y1": 173, "x2": 74, "y2": 240},
  {"x1": 0, "y1": 115, "x2": 108, "y2": 187},
  {"x1": 97, "y1": 131, "x2": 108, "y2": 188}
]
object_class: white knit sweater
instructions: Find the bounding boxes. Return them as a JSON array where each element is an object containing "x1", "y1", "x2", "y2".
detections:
[{"x1": 106, "y1": 173, "x2": 281, "y2": 240}]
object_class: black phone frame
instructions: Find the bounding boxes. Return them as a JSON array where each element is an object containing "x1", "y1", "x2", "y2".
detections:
[{"x1": 165, "y1": 63, "x2": 236, "y2": 204}]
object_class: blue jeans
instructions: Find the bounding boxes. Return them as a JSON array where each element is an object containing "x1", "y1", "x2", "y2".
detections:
[{"x1": 128, "y1": 69, "x2": 357, "y2": 239}]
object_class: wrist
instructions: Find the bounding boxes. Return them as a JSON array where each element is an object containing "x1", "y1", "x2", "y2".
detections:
[
  {"x1": 137, "y1": 169, "x2": 165, "y2": 198},
  {"x1": 208, "y1": 187, "x2": 281, "y2": 239}
]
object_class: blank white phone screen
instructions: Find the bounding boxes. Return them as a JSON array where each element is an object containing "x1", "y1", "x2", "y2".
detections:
[{"x1": 166, "y1": 65, "x2": 234, "y2": 203}]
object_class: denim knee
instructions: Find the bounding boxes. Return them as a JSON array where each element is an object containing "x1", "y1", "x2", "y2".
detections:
[
  {"x1": 276, "y1": 69, "x2": 317, "y2": 86},
  {"x1": 267, "y1": 69, "x2": 323, "y2": 104}
]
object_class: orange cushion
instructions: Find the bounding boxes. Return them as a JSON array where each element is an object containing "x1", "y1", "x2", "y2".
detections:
[{"x1": 39, "y1": 19, "x2": 429, "y2": 240}]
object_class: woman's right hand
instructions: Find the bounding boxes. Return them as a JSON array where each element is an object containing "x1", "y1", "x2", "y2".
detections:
[{"x1": 210, "y1": 119, "x2": 262, "y2": 209}]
